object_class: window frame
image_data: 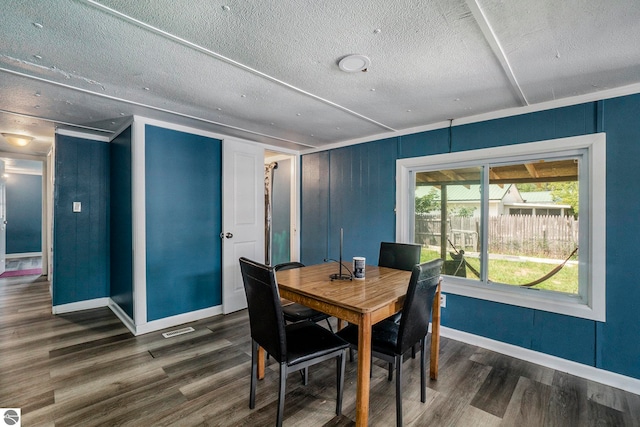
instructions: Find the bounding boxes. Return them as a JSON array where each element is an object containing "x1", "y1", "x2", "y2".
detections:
[{"x1": 396, "y1": 133, "x2": 606, "y2": 321}]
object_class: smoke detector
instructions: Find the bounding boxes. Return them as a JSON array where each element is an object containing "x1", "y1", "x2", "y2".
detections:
[{"x1": 338, "y1": 54, "x2": 371, "y2": 72}]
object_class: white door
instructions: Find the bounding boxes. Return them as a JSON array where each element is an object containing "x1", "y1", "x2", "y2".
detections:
[
  {"x1": 221, "y1": 138, "x2": 264, "y2": 313},
  {"x1": 0, "y1": 160, "x2": 6, "y2": 275}
]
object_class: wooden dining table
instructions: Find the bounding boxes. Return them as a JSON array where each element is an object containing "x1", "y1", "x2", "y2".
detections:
[{"x1": 257, "y1": 262, "x2": 442, "y2": 427}]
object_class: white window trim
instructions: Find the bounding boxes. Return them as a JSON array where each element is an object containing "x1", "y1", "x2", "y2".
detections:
[{"x1": 396, "y1": 133, "x2": 606, "y2": 321}]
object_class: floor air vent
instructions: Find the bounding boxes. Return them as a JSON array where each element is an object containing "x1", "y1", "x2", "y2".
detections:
[{"x1": 162, "y1": 326, "x2": 195, "y2": 338}]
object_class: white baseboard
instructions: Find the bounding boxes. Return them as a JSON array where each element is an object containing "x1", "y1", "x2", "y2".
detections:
[
  {"x1": 52, "y1": 297, "x2": 109, "y2": 314},
  {"x1": 108, "y1": 299, "x2": 136, "y2": 335},
  {"x1": 133, "y1": 305, "x2": 223, "y2": 336},
  {"x1": 53, "y1": 297, "x2": 223, "y2": 337},
  {"x1": 440, "y1": 326, "x2": 640, "y2": 396}
]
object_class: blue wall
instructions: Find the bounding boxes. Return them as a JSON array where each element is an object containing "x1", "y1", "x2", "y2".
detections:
[
  {"x1": 300, "y1": 93, "x2": 640, "y2": 380},
  {"x1": 301, "y1": 138, "x2": 397, "y2": 265},
  {"x1": 53, "y1": 135, "x2": 110, "y2": 305},
  {"x1": 6, "y1": 173, "x2": 42, "y2": 254},
  {"x1": 109, "y1": 126, "x2": 134, "y2": 318},
  {"x1": 144, "y1": 125, "x2": 222, "y2": 321}
]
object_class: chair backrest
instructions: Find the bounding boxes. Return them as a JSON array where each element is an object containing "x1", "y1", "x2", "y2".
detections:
[
  {"x1": 379, "y1": 242, "x2": 422, "y2": 271},
  {"x1": 273, "y1": 261, "x2": 305, "y2": 271},
  {"x1": 239, "y1": 257, "x2": 287, "y2": 362},
  {"x1": 396, "y1": 258, "x2": 444, "y2": 354}
]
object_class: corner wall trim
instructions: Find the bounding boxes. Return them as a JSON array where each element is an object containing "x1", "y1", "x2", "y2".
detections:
[
  {"x1": 108, "y1": 299, "x2": 136, "y2": 335},
  {"x1": 441, "y1": 326, "x2": 640, "y2": 395}
]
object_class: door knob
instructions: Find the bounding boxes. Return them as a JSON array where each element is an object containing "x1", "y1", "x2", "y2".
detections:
[{"x1": 225, "y1": 232, "x2": 233, "y2": 239}]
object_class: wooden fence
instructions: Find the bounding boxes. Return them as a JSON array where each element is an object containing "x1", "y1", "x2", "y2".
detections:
[{"x1": 415, "y1": 214, "x2": 578, "y2": 258}]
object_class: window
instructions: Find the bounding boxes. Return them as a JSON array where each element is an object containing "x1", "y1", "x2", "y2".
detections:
[{"x1": 396, "y1": 134, "x2": 606, "y2": 321}]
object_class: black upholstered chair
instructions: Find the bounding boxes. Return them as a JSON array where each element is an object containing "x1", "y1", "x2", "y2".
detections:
[
  {"x1": 274, "y1": 262, "x2": 333, "y2": 332},
  {"x1": 337, "y1": 259, "x2": 443, "y2": 427},
  {"x1": 378, "y1": 241, "x2": 422, "y2": 272},
  {"x1": 378, "y1": 242, "x2": 423, "y2": 335},
  {"x1": 239, "y1": 257, "x2": 349, "y2": 427}
]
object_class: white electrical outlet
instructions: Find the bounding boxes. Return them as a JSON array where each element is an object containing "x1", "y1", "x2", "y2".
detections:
[
  {"x1": 73, "y1": 202, "x2": 81, "y2": 213},
  {"x1": 440, "y1": 293, "x2": 447, "y2": 308}
]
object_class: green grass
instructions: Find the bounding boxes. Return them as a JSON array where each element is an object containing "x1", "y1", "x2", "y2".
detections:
[{"x1": 420, "y1": 248, "x2": 578, "y2": 294}]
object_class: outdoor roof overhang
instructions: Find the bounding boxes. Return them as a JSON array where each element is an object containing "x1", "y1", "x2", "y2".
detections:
[{"x1": 416, "y1": 159, "x2": 578, "y2": 186}]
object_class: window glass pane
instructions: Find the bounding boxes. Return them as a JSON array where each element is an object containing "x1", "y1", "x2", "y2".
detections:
[
  {"x1": 487, "y1": 159, "x2": 579, "y2": 294},
  {"x1": 414, "y1": 166, "x2": 482, "y2": 281}
]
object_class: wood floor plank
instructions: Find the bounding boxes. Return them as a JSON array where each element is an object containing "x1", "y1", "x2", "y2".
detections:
[
  {"x1": 470, "y1": 367, "x2": 521, "y2": 418},
  {"x1": 3, "y1": 276, "x2": 640, "y2": 426},
  {"x1": 501, "y1": 376, "x2": 552, "y2": 427}
]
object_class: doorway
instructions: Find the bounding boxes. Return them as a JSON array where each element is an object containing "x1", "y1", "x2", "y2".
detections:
[
  {"x1": 265, "y1": 150, "x2": 298, "y2": 266},
  {"x1": 0, "y1": 156, "x2": 47, "y2": 279}
]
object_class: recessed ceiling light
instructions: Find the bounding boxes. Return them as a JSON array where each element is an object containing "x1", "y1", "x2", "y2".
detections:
[
  {"x1": 338, "y1": 54, "x2": 371, "y2": 73},
  {"x1": 2, "y1": 133, "x2": 34, "y2": 147},
  {"x1": 32, "y1": 22, "x2": 43, "y2": 29}
]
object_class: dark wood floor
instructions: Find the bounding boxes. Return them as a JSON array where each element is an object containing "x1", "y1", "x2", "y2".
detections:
[{"x1": 2, "y1": 277, "x2": 639, "y2": 426}]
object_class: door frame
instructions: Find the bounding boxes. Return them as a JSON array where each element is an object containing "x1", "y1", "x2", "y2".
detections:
[{"x1": 0, "y1": 151, "x2": 49, "y2": 278}]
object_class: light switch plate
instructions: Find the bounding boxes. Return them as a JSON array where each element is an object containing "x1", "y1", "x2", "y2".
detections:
[{"x1": 73, "y1": 202, "x2": 81, "y2": 213}]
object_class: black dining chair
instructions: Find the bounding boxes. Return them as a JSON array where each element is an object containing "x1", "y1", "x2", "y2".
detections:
[
  {"x1": 274, "y1": 262, "x2": 334, "y2": 333},
  {"x1": 336, "y1": 258, "x2": 443, "y2": 427},
  {"x1": 239, "y1": 257, "x2": 349, "y2": 427},
  {"x1": 379, "y1": 241, "x2": 423, "y2": 272}
]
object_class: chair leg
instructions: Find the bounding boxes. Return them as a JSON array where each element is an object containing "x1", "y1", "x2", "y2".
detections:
[
  {"x1": 388, "y1": 362, "x2": 393, "y2": 381},
  {"x1": 250, "y1": 340, "x2": 257, "y2": 409},
  {"x1": 336, "y1": 350, "x2": 346, "y2": 415},
  {"x1": 277, "y1": 363, "x2": 287, "y2": 427},
  {"x1": 303, "y1": 367, "x2": 309, "y2": 385},
  {"x1": 349, "y1": 348, "x2": 354, "y2": 362},
  {"x1": 420, "y1": 337, "x2": 427, "y2": 403},
  {"x1": 395, "y1": 354, "x2": 403, "y2": 427},
  {"x1": 326, "y1": 318, "x2": 334, "y2": 333}
]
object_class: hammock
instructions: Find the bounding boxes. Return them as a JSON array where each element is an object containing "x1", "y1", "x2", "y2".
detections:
[{"x1": 446, "y1": 238, "x2": 578, "y2": 288}]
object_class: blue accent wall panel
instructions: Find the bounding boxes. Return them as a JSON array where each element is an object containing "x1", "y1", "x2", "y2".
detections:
[
  {"x1": 398, "y1": 130, "x2": 449, "y2": 159},
  {"x1": 442, "y1": 294, "x2": 534, "y2": 348},
  {"x1": 328, "y1": 140, "x2": 397, "y2": 265},
  {"x1": 453, "y1": 103, "x2": 597, "y2": 152},
  {"x1": 299, "y1": 93, "x2": 640, "y2": 380},
  {"x1": 6, "y1": 173, "x2": 42, "y2": 254},
  {"x1": 271, "y1": 158, "x2": 291, "y2": 266},
  {"x1": 597, "y1": 94, "x2": 640, "y2": 378},
  {"x1": 109, "y1": 126, "x2": 134, "y2": 318},
  {"x1": 53, "y1": 135, "x2": 110, "y2": 305},
  {"x1": 301, "y1": 151, "x2": 329, "y2": 264},
  {"x1": 145, "y1": 125, "x2": 221, "y2": 322},
  {"x1": 531, "y1": 311, "x2": 595, "y2": 365}
]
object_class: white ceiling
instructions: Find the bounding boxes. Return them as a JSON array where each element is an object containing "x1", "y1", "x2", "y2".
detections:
[{"x1": 2, "y1": 0, "x2": 640, "y2": 156}]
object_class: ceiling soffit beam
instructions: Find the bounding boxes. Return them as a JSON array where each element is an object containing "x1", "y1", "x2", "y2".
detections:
[
  {"x1": 0, "y1": 66, "x2": 315, "y2": 149},
  {"x1": 466, "y1": 0, "x2": 529, "y2": 106},
  {"x1": 81, "y1": 0, "x2": 397, "y2": 133},
  {"x1": 0, "y1": 107, "x2": 113, "y2": 135}
]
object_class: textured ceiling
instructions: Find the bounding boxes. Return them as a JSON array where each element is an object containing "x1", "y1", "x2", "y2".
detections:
[{"x1": 1, "y1": 0, "x2": 640, "y2": 156}]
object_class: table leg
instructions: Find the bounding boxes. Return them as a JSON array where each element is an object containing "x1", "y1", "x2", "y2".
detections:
[
  {"x1": 337, "y1": 319, "x2": 345, "y2": 331},
  {"x1": 430, "y1": 280, "x2": 442, "y2": 380},
  {"x1": 355, "y1": 313, "x2": 372, "y2": 427},
  {"x1": 257, "y1": 346, "x2": 265, "y2": 380}
]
